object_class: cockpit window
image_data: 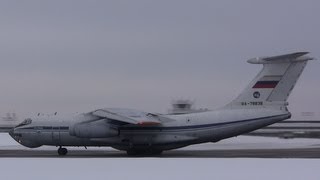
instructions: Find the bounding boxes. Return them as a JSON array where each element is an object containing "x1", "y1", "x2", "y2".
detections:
[{"x1": 16, "y1": 118, "x2": 32, "y2": 128}]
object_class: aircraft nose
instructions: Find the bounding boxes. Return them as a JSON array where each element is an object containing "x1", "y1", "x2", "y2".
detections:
[
  {"x1": 9, "y1": 128, "x2": 16, "y2": 138},
  {"x1": 9, "y1": 128, "x2": 21, "y2": 142},
  {"x1": 8, "y1": 129, "x2": 14, "y2": 137},
  {"x1": 8, "y1": 128, "x2": 41, "y2": 148}
]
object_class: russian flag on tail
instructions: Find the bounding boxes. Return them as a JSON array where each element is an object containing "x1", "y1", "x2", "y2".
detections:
[
  {"x1": 252, "y1": 75, "x2": 282, "y2": 89},
  {"x1": 253, "y1": 81, "x2": 279, "y2": 88}
]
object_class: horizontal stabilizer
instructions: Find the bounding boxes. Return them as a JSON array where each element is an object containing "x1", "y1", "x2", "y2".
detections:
[
  {"x1": 264, "y1": 52, "x2": 309, "y2": 61},
  {"x1": 247, "y1": 52, "x2": 314, "y2": 64}
]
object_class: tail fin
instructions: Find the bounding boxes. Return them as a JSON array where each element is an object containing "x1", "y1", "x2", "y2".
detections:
[{"x1": 226, "y1": 52, "x2": 314, "y2": 109}]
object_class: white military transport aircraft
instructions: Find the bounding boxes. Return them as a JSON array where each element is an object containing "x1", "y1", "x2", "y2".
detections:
[{"x1": 9, "y1": 52, "x2": 314, "y2": 156}]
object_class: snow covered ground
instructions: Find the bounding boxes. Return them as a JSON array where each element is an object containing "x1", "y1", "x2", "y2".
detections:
[
  {"x1": 1, "y1": 158, "x2": 319, "y2": 180},
  {"x1": 1, "y1": 133, "x2": 320, "y2": 180}
]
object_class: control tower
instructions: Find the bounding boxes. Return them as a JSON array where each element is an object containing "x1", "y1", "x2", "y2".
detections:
[
  {"x1": 168, "y1": 99, "x2": 208, "y2": 115},
  {"x1": 0, "y1": 113, "x2": 19, "y2": 132}
]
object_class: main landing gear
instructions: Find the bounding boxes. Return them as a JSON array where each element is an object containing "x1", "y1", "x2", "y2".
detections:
[
  {"x1": 126, "y1": 149, "x2": 163, "y2": 156},
  {"x1": 58, "y1": 147, "x2": 68, "y2": 156}
]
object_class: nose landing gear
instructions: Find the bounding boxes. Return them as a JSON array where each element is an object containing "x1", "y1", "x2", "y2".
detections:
[{"x1": 58, "y1": 147, "x2": 68, "y2": 156}]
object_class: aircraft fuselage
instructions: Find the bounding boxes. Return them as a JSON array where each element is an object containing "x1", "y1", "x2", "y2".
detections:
[{"x1": 10, "y1": 108, "x2": 290, "y2": 152}]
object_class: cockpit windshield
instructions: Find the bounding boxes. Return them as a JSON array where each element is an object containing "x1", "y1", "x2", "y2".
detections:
[{"x1": 16, "y1": 118, "x2": 32, "y2": 128}]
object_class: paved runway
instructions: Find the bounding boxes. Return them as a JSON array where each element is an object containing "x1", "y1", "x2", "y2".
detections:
[{"x1": 0, "y1": 148, "x2": 319, "y2": 158}]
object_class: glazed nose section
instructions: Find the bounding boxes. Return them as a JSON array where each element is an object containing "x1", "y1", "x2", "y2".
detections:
[
  {"x1": 8, "y1": 129, "x2": 14, "y2": 137},
  {"x1": 9, "y1": 128, "x2": 41, "y2": 148},
  {"x1": 9, "y1": 128, "x2": 22, "y2": 143}
]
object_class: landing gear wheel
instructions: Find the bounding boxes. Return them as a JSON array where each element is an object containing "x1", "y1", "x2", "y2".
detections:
[
  {"x1": 58, "y1": 147, "x2": 68, "y2": 156},
  {"x1": 126, "y1": 149, "x2": 163, "y2": 156},
  {"x1": 151, "y1": 150, "x2": 163, "y2": 155},
  {"x1": 126, "y1": 150, "x2": 138, "y2": 156}
]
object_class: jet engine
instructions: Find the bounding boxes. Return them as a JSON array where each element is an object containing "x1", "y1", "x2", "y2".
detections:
[{"x1": 69, "y1": 120, "x2": 118, "y2": 138}]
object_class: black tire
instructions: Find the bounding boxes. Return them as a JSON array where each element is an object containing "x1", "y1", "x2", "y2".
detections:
[
  {"x1": 126, "y1": 149, "x2": 163, "y2": 156},
  {"x1": 126, "y1": 150, "x2": 138, "y2": 156},
  {"x1": 58, "y1": 147, "x2": 68, "y2": 156},
  {"x1": 151, "y1": 150, "x2": 163, "y2": 155}
]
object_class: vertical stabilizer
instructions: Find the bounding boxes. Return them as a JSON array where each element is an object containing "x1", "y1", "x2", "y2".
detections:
[{"x1": 226, "y1": 52, "x2": 314, "y2": 109}]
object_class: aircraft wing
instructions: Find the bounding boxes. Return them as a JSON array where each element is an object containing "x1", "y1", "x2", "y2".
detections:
[{"x1": 90, "y1": 108, "x2": 175, "y2": 125}]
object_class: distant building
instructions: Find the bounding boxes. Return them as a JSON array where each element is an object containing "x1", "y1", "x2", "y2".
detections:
[
  {"x1": 0, "y1": 112, "x2": 19, "y2": 132},
  {"x1": 2, "y1": 113, "x2": 18, "y2": 122}
]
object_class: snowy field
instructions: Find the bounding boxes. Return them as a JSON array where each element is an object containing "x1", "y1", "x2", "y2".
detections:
[
  {"x1": 1, "y1": 158, "x2": 319, "y2": 180},
  {"x1": 1, "y1": 134, "x2": 320, "y2": 180}
]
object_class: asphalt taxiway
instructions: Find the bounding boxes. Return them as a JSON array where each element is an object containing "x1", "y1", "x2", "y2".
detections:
[
  {"x1": 0, "y1": 148, "x2": 319, "y2": 158},
  {"x1": 1, "y1": 134, "x2": 319, "y2": 158}
]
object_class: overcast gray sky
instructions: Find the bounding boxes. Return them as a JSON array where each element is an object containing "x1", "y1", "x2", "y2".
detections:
[{"x1": 0, "y1": 0, "x2": 319, "y2": 118}]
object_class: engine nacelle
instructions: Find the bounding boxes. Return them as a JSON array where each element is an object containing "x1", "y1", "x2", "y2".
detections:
[{"x1": 69, "y1": 120, "x2": 118, "y2": 138}]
